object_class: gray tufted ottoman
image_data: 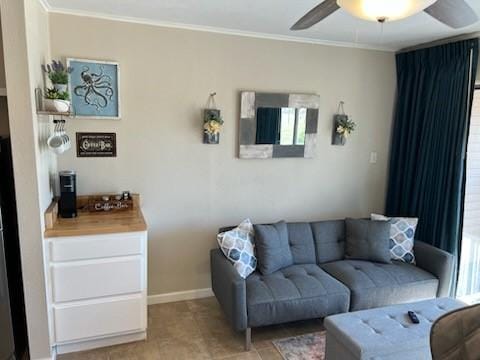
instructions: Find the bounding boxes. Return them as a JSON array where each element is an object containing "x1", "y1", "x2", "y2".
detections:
[{"x1": 324, "y1": 298, "x2": 465, "y2": 360}]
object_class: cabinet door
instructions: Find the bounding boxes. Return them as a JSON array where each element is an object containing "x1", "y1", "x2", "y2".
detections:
[
  {"x1": 54, "y1": 295, "x2": 145, "y2": 343},
  {"x1": 51, "y1": 256, "x2": 143, "y2": 303}
]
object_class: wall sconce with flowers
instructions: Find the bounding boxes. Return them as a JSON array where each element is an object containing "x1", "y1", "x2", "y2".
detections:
[
  {"x1": 332, "y1": 101, "x2": 356, "y2": 146},
  {"x1": 203, "y1": 93, "x2": 224, "y2": 144}
]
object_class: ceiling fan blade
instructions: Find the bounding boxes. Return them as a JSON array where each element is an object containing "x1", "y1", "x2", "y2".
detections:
[
  {"x1": 291, "y1": 0, "x2": 340, "y2": 30},
  {"x1": 424, "y1": 0, "x2": 478, "y2": 28}
]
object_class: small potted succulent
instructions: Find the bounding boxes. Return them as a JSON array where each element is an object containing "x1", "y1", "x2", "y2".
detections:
[
  {"x1": 203, "y1": 110, "x2": 224, "y2": 144},
  {"x1": 42, "y1": 60, "x2": 73, "y2": 93},
  {"x1": 44, "y1": 87, "x2": 70, "y2": 113},
  {"x1": 333, "y1": 115, "x2": 356, "y2": 145}
]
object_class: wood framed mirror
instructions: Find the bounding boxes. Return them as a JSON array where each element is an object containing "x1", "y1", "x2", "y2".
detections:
[{"x1": 239, "y1": 91, "x2": 319, "y2": 159}]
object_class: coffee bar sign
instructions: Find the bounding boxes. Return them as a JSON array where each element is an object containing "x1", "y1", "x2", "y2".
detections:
[{"x1": 76, "y1": 132, "x2": 117, "y2": 157}]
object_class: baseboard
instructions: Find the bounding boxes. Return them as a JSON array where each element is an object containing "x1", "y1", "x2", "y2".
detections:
[
  {"x1": 55, "y1": 331, "x2": 146, "y2": 354},
  {"x1": 148, "y1": 288, "x2": 213, "y2": 305}
]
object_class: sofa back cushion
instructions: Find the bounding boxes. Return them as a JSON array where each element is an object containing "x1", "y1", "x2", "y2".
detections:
[
  {"x1": 220, "y1": 219, "x2": 346, "y2": 268},
  {"x1": 286, "y1": 222, "x2": 316, "y2": 264},
  {"x1": 311, "y1": 220, "x2": 345, "y2": 264},
  {"x1": 345, "y1": 218, "x2": 391, "y2": 263},
  {"x1": 254, "y1": 221, "x2": 294, "y2": 275}
]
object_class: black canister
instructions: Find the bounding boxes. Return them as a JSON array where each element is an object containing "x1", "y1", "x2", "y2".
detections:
[{"x1": 59, "y1": 171, "x2": 77, "y2": 218}]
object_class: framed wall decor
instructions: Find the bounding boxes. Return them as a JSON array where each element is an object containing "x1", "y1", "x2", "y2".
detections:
[
  {"x1": 76, "y1": 132, "x2": 117, "y2": 157},
  {"x1": 239, "y1": 91, "x2": 320, "y2": 159},
  {"x1": 67, "y1": 58, "x2": 120, "y2": 119}
]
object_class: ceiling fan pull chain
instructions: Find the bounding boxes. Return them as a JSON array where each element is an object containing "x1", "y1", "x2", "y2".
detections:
[
  {"x1": 354, "y1": 19, "x2": 359, "y2": 47},
  {"x1": 379, "y1": 21, "x2": 384, "y2": 45}
]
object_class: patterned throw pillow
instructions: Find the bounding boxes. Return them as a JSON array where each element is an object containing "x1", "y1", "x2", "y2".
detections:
[
  {"x1": 217, "y1": 219, "x2": 257, "y2": 279},
  {"x1": 371, "y1": 214, "x2": 418, "y2": 264}
]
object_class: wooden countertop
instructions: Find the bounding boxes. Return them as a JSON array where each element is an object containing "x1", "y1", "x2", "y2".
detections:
[{"x1": 44, "y1": 194, "x2": 147, "y2": 238}]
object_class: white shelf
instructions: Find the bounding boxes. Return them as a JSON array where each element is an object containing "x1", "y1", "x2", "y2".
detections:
[{"x1": 37, "y1": 110, "x2": 73, "y2": 117}]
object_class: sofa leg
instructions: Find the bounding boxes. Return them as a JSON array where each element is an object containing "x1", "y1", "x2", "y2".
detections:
[{"x1": 245, "y1": 328, "x2": 251, "y2": 351}]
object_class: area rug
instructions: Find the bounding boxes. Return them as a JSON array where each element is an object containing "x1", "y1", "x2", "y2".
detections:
[{"x1": 272, "y1": 331, "x2": 326, "y2": 360}]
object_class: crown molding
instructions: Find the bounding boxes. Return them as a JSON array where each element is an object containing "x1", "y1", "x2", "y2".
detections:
[{"x1": 39, "y1": 1, "x2": 396, "y2": 52}]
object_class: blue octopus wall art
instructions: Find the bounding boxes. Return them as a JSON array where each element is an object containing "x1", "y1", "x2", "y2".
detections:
[
  {"x1": 68, "y1": 59, "x2": 120, "y2": 118},
  {"x1": 74, "y1": 66, "x2": 114, "y2": 110}
]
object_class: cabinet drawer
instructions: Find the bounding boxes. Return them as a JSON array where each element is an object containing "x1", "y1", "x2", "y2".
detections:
[
  {"x1": 49, "y1": 232, "x2": 145, "y2": 262},
  {"x1": 52, "y1": 256, "x2": 143, "y2": 303},
  {"x1": 54, "y1": 295, "x2": 145, "y2": 343}
]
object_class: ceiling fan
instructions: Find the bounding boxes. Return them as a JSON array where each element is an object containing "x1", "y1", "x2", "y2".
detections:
[{"x1": 291, "y1": 0, "x2": 479, "y2": 30}]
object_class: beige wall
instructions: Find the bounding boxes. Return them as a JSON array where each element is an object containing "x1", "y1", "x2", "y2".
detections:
[
  {"x1": 1, "y1": 0, "x2": 55, "y2": 358},
  {"x1": 50, "y1": 14, "x2": 396, "y2": 296}
]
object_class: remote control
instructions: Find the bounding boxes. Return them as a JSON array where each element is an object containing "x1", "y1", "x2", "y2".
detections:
[{"x1": 408, "y1": 311, "x2": 420, "y2": 324}]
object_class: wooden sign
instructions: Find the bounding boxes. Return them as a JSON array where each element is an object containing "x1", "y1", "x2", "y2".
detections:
[{"x1": 76, "y1": 132, "x2": 116, "y2": 157}]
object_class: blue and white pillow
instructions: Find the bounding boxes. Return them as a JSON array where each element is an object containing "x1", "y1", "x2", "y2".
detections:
[
  {"x1": 217, "y1": 219, "x2": 257, "y2": 278},
  {"x1": 371, "y1": 214, "x2": 418, "y2": 264}
]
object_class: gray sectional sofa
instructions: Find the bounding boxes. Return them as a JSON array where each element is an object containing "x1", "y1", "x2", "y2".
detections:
[{"x1": 210, "y1": 219, "x2": 455, "y2": 350}]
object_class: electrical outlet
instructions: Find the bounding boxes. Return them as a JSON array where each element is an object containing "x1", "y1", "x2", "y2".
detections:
[{"x1": 370, "y1": 152, "x2": 378, "y2": 164}]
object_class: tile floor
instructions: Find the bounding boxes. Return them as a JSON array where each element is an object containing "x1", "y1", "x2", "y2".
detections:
[{"x1": 57, "y1": 296, "x2": 324, "y2": 360}]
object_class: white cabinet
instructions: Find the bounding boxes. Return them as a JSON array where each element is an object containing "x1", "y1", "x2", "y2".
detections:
[{"x1": 45, "y1": 231, "x2": 147, "y2": 354}]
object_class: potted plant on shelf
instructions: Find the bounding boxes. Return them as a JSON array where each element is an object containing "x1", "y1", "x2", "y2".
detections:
[
  {"x1": 44, "y1": 87, "x2": 70, "y2": 113},
  {"x1": 203, "y1": 110, "x2": 224, "y2": 144},
  {"x1": 42, "y1": 60, "x2": 73, "y2": 93}
]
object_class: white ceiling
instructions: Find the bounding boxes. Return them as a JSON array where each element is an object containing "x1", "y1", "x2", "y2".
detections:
[{"x1": 43, "y1": 0, "x2": 480, "y2": 51}]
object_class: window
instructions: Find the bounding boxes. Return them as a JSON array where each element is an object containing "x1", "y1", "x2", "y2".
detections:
[
  {"x1": 457, "y1": 87, "x2": 480, "y2": 303},
  {"x1": 279, "y1": 108, "x2": 307, "y2": 145}
]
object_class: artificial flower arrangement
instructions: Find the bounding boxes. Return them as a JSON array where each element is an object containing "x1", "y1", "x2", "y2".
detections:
[
  {"x1": 336, "y1": 116, "x2": 356, "y2": 138},
  {"x1": 203, "y1": 110, "x2": 224, "y2": 144}
]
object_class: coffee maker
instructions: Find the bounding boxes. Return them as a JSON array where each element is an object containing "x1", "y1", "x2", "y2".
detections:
[{"x1": 59, "y1": 171, "x2": 77, "y2": 218}]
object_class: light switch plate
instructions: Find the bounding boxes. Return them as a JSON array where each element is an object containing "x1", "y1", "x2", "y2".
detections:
[{"x1": 370, "y1": 152, "x2": 378, "y2": 164}]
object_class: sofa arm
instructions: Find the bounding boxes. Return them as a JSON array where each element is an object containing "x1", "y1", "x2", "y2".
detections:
[
  {"x1": 210, "y1": 249, "x2": 248, "y2": 331},
  {"x1": 414, "y1": 240, "x2": 455, "y2": 297}
]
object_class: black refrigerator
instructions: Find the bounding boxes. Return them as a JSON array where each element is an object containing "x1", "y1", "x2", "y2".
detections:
[{"x1": 0, "y1": 137, "x2": 29, "y2": 360}]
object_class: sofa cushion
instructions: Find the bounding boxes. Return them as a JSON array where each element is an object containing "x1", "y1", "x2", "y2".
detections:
[
  {"x1": 286, "y1": 222, "x2": 316, "y2": 264},
  {"x1": 321, "y1": 260, "x2": 438, "y2": 311},
  {"x1": 217, "y1": 219, "x2": 257, "y2": 279},
  {"x1": 311, "y1": 220, "x2": 346, "y2": 264},
  {"x1": 371, "y1": 213, "x2": 418, "y2": 264},
  {"x1": 254, "y1": 221, "x2": 293, "y2": 275},
  {"x1": 246, "y1": 264, "x2": 350, "y2": 327},
  {"x1": 345, "y1": 218, "x2": 391, "y2": 264}
]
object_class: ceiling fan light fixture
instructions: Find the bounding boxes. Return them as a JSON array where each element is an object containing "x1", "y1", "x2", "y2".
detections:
[{"x1": 337, "y1": 0, "x2": 437, "y2": 23}]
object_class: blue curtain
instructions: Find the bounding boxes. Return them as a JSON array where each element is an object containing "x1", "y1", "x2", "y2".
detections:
[{"x1": 386, "y1": 39, "x2": 479, "y2": 260}]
